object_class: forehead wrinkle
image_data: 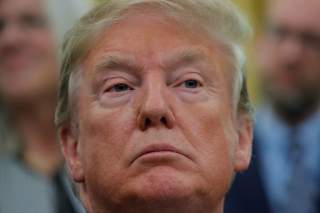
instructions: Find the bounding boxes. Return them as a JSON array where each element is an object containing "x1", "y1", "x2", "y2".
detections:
[
  {"x1": 160, "y1": 47, "x2": 207, "y2": 71},
  {"x1": 93, "y1": 53, "x2": 143, "y2": 76}
]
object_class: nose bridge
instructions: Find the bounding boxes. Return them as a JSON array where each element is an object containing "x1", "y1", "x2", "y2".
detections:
[
  {"x1": 280, "y1": 35, "x2": 305, "y2": 62},
  {"x1": 144, "y1": 73, "x2": 166, "y2": 112},
  {"x1": 0, "y1": 19, "x2": 24, "y2": 46},
  {"x1": 137, "y1": 71, "x2": 175, "y2": 130}
]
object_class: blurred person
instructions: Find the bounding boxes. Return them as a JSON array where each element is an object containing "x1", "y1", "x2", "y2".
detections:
[
  {"x1": 55, "y1": 0, "x2": 254, "y2": 212},
  {"x1": 225, "y1": 0, "x2": 320, "y2": 212},
  {"x1": 0, "y1": 0, "x2": 90, "y2": 212}
]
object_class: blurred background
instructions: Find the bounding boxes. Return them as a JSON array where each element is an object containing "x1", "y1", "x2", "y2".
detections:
[
  {"x1": 233, "y1": 0, "x2": 265, "y2": 103},
  {"x1": 1, "y1": 0, "x2": 319, "y2": 213}
]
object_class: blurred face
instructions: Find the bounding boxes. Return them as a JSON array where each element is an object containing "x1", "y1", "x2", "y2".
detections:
[
  {"x1": 62, "y1": 10, "x2": 252, "y2": 213},
  {"x1": 258, "y1": 0, "x2": 320, "y2": 111},
  {"x1": 0, "y1": 0, "x2": 58, "y2": 104}
]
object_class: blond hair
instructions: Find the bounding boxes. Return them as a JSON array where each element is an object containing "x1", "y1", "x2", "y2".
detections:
[{"x1": 55, "y1": 0, "x2": 253, "y2": 127}]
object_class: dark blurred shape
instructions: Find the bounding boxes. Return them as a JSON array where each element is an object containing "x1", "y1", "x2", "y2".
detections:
[{"x1": 225, "y1": 0, "x2": 320, "y2": 212}]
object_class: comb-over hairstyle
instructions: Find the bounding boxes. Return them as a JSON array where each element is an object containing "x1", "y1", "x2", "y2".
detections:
[{"x1": 55, "y1": 0, "x2": 253, "y2": 127}]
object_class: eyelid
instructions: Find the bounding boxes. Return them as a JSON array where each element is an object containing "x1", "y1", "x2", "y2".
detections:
[
  {"x1": 0, "y1": 19, "x2": 5, "y2": 32},
  {"x1": 177, "y1": 79, "x2": 203, "y2": 89},
  {"x1": 101, "y1": 77, "x2": 134, "y2": 93},
  {"x1": 172, "y1": 72, "x2": 204, "y2": 87},
  {"x1": 21, "y1": 14, "x2": 48, "y2": 28},
  {"x1": 105, "y1": 83, "x2": 133, "y2": 93}
]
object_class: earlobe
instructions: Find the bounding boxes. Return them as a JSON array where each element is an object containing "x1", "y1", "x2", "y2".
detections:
[
  {"x1": 234, "y1": 114, "x2": 253, "y2": 172},
  {"x1": 59, "y1": 125, "x2": 85, "y2": 183}
]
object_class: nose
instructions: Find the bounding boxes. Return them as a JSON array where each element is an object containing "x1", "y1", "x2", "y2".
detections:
[
  {"x1": 279, "y1": 36, "x2": 304, "y2": 66},
  {"x1": 0, "y1": 21, "x2": 25, "y2": 50},
  {"x1": 137, "y1": 78, "x2": 175, "y2": 131}
]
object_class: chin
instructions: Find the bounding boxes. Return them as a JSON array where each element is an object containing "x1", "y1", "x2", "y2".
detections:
[
  {"x1": 87, "y1": 166, "x2": 223, "y2": 213},
  {"x1": 111, "y1": 166, "x2": 210, "y2": 210},
  {"x1": 136, "y1": 166, "x2": 194, "y2": 199}
]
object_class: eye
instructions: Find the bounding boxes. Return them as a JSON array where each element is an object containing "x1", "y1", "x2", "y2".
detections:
[
  {"x1": 107, "y1": 83, "x2": 133, "y2": 92},
  {"x1": 182, "y1": 79, "x2": 200, "y2": 88},
  {"x1": 21, "y1": 14, "x2": 48, "y2": 29},
  {"x1": 0, "y1": 18, "x2": 5, "y2": 33}
]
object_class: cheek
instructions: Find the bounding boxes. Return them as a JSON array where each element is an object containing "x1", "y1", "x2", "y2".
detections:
[
  {"x1": 199, "y1": 111, "x2": 237, "y2": 192},
  {"x1": 194, "y1": 111, "x2": 235, "y2": 171},
  {"x1": 79, "y1": 106, "x2": 133, "y2": 166},
  {"x1": 304, "y1": 60, "x2": 320, "y2": 82},
  {"x1": 24, "y1": 34, "x2": 58, "y2": 86},
  {"x1": 175, "y1": 99, "x2": 237, "y2": 182},
  {"x1": 259, "y1": 40, "x2": 277, "y2": 70},
  {"x1": 180, "y1": 107, "x2": 236, "y2": 202},
  {"x1": 31, "y1": 32, "x2": 57, "y2": 63},
  {"x1": 77, "y1": 101, "x2": 137, "y2": 186}
]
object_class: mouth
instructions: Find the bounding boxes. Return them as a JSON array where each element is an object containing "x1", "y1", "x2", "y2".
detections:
[
  {"x1": 1, "y1": 56, "x2": 31, "y2": 72},
  {"x1": 131, "y1": 144, "x2": 190, "y2": 165}
]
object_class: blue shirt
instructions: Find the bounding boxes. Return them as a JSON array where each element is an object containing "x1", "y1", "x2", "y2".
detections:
[
  {"x1": 255, "y1": 105, "x2": 320, "y2": 213},
  {"x1": 0, "y1": 154, "x2": 85, "y2": 213}
]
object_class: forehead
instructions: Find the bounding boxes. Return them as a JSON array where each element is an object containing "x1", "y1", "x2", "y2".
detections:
[
  {"x1": 84, "y1": 9, "x2": 229, "y2": 74},
  {"x1": 0, "y1": 0, "x2": 43, "y2": 16},
  {"x1": 267, "y1": 0, "x2": 320, "y2": 31}
]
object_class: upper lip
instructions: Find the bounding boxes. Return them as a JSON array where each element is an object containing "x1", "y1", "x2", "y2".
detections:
[{"x1": 131, "y1": 143, "x2": 190, "y2": 164}]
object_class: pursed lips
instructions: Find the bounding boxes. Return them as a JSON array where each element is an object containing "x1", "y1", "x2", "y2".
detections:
[{"x1": 131, "y1": 143, "x2": 191, "y2": 165}]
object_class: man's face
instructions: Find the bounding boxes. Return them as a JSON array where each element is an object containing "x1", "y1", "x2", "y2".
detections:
[
  {"x1": 258, "y1": 0, "x2": 320, "y2": 109},
  {"x1": 0, "y1": 0, "x2": 58, "y2": 103},
  {"x1": 63, "y1": 10, "x2": 252, "y2": 213}
]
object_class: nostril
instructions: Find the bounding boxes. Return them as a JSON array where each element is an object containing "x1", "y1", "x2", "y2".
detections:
[
  {"x1": 145, "y1": 118, "x2": 151, "y2": 127},
  {"x1": 160, "y1": 117, "x2": 167, "y2": 125}
]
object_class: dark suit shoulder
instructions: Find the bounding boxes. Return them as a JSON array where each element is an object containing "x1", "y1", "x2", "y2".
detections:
[{"x1": 224, "y1": 136, "x2": 271, "y2": 213}]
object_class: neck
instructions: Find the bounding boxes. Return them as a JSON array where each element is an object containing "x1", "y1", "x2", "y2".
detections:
[
  {"x1": 84, "y1": 193, "x2": 224, "y2": 213},
  {"x1": 7, "y1": 97, "x2": 62, "y2": 177}
]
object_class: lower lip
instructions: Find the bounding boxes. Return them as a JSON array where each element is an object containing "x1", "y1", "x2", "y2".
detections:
[
  {"x1": 2, "y1": 62, "x2": 31, "y2": 73},
  {"x1": 136, "y1": 151, "x2": 183, "y2": 163}
]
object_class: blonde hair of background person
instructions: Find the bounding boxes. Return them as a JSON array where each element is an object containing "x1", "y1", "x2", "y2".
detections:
[
  {"x1": 0, "y1": 0, "x2": 91, "y2": 154},
  {"x1": 55, "y1": 0, "x2": 253, "y2": 212}
]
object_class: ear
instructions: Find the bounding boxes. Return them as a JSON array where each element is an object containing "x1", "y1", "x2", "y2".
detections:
[
  {"x1": 234, "y1": 113, "x2": 253, "y2": 172},
  {"x1": 59, "y1": 124, "x2": 84, "y2": 183}
]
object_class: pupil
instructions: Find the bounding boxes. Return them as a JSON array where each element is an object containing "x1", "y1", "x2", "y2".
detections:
[
  {"x1": 0, "y1": 19, "x2": 6, "y2": 32},
  {"x1": 115, "y1": 84, "x2": 128, "y2": 92},
  {"x1": 185, "y1": 80, "x2": 197, "y2": 88}
]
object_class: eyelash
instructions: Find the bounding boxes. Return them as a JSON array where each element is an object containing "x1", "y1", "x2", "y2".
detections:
[
  {"x1": 173, "y1": 76, "x2": 203, "y2": 90},
  {"x1": 104, "y1": 83, "x2": 134, "y2": 93},
  {"x1": 178, "y1": 79, "x2": 202, "y2": 88},
  {"x1": 102, "y1": 76, "x2": 202, "y2": 95}
]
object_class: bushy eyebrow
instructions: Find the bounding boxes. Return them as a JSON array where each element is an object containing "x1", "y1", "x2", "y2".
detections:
[
  {"x1": 93, "y1": 47, "x2": 207, "y2": 76},
  {"x1": 161, "y1": 48, "x2": 206, "y2": 71},
  {"x1": 94, "y1": 53, "x2": 142, "y2": 75}
]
